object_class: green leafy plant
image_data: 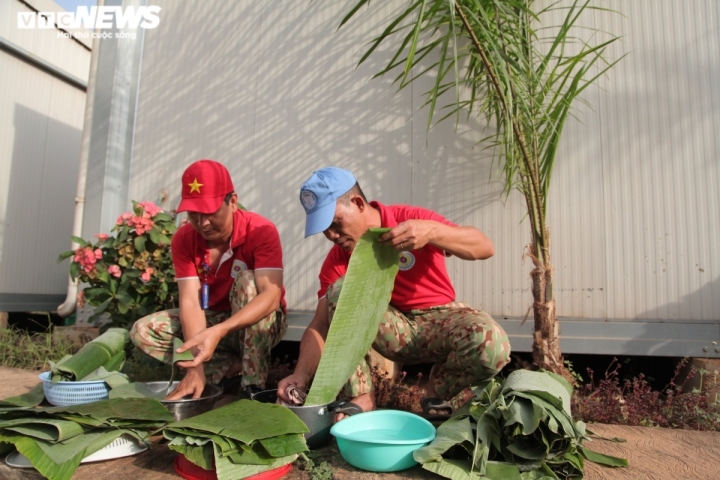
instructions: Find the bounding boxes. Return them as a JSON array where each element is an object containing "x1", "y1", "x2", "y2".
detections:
[
  {"x1": 340, "y1": 0, "x2": 623, "y2": 376},
  {"x1": 58, "y1": 201, "x2": 179, "y2": 330}
]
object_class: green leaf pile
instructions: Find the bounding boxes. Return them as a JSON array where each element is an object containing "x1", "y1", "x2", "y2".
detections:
[
  {"x1": 414, "y1": 369, "x2": 628, "y2": 479},
  {"x1": 0, "y1": 397, "x2": 173, "y2": 480},
  {"x1": 305, "y1": 228, "x2": 399, "y2": 406},
  {"x1": 163, "y1": 399, "x2": 309, "y2": 479},
  {"x1": 50, "y1": 328, "x2": 130, "y2": 382}
]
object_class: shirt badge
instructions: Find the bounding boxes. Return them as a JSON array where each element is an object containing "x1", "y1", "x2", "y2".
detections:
[
  {"x1": 398, "y1": 252, "x2": 416, "y2": 271},
  {"x1": 231, "y1": 260, "x2": 247, "y2": 278}
]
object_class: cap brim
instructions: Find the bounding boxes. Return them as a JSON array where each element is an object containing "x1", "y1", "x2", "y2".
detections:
[
  {"x1": 304, "y1": 200, "x2": 336, "y2": 237},
  {"x1": 177, "y1": 195, "x2": 224, "y2": 214}
]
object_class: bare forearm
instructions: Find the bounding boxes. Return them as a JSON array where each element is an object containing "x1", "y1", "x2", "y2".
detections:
[
  {"x1": 430, "y1": 224, "x2": 494, "y2": 260},
  {"x1": 293, "y1": 299, "x2": 329, "y2": 381}
]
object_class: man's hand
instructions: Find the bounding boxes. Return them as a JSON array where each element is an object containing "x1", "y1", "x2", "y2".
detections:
[
  {"x1": 379, "y1": 220, "x2": 437, "y2": 251},
  {"x1": 277, "y1": 372, "x2": 310, "y2": 404},
  {"x1": 175, "y1": 325, "x2": 225, "y2": 369},
  {"x1": 165, "y1": 365, "x2": 206, "y2": 400}
]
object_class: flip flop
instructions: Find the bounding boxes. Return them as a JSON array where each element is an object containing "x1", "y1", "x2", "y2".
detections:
[{"x1": 421, "y1": 397, "x2": 454, "y2": 420}]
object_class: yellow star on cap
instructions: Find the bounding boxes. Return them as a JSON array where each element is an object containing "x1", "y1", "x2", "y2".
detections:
[{"x1": 188, "y1": 178, "x2": 203, "y2": 194}]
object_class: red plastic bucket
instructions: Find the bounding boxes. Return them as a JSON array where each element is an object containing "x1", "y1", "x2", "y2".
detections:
[{"x1": 174, "y1": 454, "x2": 292, "y2": 480}]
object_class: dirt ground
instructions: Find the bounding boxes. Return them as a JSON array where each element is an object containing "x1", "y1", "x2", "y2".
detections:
[{"x1": 2, "y1": 366, "x2": 720, "y2": 480}]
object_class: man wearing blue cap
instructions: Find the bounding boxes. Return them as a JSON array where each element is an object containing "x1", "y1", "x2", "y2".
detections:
[{"x1": 278, "y1": 167, "x2": 510, "y2": 420}]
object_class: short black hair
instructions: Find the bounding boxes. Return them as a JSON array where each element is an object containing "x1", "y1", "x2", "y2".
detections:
[
  {"x1": 338, "y1": 182, "x2": 367, "y2": 204},
  {"x1": 224, "y1": 192, "x2": 234, "y2": 204}
]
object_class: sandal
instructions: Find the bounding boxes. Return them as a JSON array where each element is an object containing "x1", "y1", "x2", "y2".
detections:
[{"x1": 421, "y1": 397, "x2": 454, "y2": 420}]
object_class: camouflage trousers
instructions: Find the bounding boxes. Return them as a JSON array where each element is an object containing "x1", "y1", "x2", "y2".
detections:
[
  {"x1": 326, "y1": 277, "x2": 511, "y2": 400},
  {"x1": 129, "y1": 270, "x2": 287, "y2": 387}
]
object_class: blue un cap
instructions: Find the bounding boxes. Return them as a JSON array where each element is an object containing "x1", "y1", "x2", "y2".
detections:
[{"x1": 299, "y1": 167, "x2": 357, "y2": 237}]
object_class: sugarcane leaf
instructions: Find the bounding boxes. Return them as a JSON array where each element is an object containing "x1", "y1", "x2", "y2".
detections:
[{"x1": 305, "y1": 228, "x2": 399, "y2": 406}]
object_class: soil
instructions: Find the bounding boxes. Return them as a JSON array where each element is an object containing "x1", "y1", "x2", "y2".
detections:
[{"x1": 2, "y1": 366, "x2": 720, "y2": 480}]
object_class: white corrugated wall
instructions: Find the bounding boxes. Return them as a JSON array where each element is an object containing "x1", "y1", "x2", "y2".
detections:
[
  {"x1": 125, "y1": 1, "x2": 719, "y2": 334},
  {"x1": 0, "y1": 0, "x2": 90, "y2": 308}
]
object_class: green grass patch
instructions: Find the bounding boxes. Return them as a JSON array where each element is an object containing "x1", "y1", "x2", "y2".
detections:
[{"x1": 0, "y1": 328, "x2": 76, "y2": 371}]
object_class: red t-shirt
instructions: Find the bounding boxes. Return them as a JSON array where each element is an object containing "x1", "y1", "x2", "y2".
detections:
[
  {"x1": 317, "y1": 201, "x2": 456, "y2": 311},
  {"x1": 172, "y1": 209, "x2": 286, "y2": 312}
]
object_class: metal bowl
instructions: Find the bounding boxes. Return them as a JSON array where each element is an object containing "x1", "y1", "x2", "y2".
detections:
[{"x1": 141, "y1": 381, "x2": 223, "y2": 421}]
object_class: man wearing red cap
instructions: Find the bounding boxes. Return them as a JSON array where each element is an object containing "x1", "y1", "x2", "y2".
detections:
[{"x1": 130, "y1": 160, "x2": 287, "y2": 399}]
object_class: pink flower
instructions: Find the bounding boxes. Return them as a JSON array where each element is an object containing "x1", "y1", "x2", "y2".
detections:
[
  {"x1": 73, "y1": 246, "x2": 98, "y2": 275},
  {"x1": 128, "y1": 215, "x2": 154, "y2": 235},
  {"x1": 94, "y1": 233, "x2": 109, "y2": 241},
  {"x1": 138, "y1": 201, "x2": 162, "y2": 217},
  {"x1": 140, "y1": 267, "x2": 154, "y2": 282},
  {"x1": 107, "y1": 265, "x2": 121, "y2": 278},
  {"x1": 116, "y1": 212, "x2": 132, "y2": 225}
]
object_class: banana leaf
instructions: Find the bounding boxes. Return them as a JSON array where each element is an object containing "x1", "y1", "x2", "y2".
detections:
[
  {"x1": 305, "y1": 228, "x2": 399, "y2": 406},
  {"x1": 0, "y1": 432, "x2": 85, "y2": 480},
  {"x1": 414, "y1": 370, "x2": 628, "y2": 479},
  {"x1": 164, "y1": 400, "x2": 308, "y2": 480},
  {"x1": 0, "y1": 419, "x2": 87, "y2": 442},
  {"x1": 109, "y1": 337, "x2": 194, "y2": 399},
  {"x1": 0, "y1": 397, "x2": 172, "y2": 480},
  {"x1": 165, "y1": 399, "x2": 308, "y2": 444},
  {"x1": 0, "y1": 383, "x2": 45, "y2": 410},
  {"x1": 50, "y1": 328, "x2": 129, "y2": 381}
]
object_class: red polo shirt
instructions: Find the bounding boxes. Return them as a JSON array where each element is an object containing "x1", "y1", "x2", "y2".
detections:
[
  {"x1": 317, "y1": 201, "x2": 456, "y2": 311},
  {"x1": 172, "y1": 209, "x2": 286, "y2": 312}
]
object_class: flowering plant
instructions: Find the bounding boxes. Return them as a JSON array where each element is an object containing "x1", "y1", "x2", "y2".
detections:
[{"x1": 58, "y1": 201, "x2": 179, "y2": 329}]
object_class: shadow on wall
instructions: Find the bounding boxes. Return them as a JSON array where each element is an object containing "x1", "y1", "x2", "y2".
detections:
[
  {"x1": 130, "y1": 1, "x2": 503, "y2": 308},
  {"x1": 0, "y1": 104, "x2": 82, "y2": 302}
]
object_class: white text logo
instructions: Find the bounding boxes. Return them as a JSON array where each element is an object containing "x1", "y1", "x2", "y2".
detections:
[{"x1": 17, "y1": 6, "x2": 162, "y2": 30}]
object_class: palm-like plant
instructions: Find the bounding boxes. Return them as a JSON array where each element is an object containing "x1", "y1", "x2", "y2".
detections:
[{"x1": 341, "y1": 0, "x2": 622, "y2": 375}]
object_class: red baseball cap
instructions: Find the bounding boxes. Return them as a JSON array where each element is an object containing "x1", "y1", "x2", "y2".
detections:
[{"x1": 177, "y1": 160, "x2": 235, "y2": 214}]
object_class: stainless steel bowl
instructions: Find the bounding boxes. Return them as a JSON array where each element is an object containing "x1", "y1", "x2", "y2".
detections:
[{"x1": 141, "y1": 381, "x2": 223, "y2": 421}]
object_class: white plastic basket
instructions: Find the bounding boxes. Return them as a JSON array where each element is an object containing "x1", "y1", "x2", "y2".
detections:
[{"x1": 38, "y1": 371, "x2": 110, "y2": 406}]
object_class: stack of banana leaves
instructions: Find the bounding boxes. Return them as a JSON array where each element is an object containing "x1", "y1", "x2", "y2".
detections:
[
  {"x1": 0, "y1": 328, "x2": 132, "y2": 413},
  {"x1": 163, "y1": 399, "x2": 309, "y2": 479},
  {"x1": 49, "y1": 327, "x2": 131, "y2": 387},
  {"x1": 414, "y1": 369, "x2": 628, "y2": 480},
  {"x1": 0, "y1": 397, "x2": 173, "y2": 480}
]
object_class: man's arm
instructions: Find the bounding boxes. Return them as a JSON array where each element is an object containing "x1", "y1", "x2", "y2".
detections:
[
  {"x1": 165, "y1": 278, "x2": 208, "y2": 400},
  {"x1": 380, "y1": 220, "x2": 494, "y2": 260},
  {"x1": 176, "y1": 270, "x2": 283, "y2": 367},
  {"x1": 276, "y1": 297, "x2": 329, "y2": 402}
]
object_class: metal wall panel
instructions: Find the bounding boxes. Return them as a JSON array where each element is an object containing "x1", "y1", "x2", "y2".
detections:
[
  {"x1": 122, "y1": 1, "x2": 719, "y2": 353},
  {"x1": 0, "y1": 0, "x2": 89, "y2": 303}
]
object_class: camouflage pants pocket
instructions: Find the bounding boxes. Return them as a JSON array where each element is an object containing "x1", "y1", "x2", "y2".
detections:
[{"x1": 129, "y1": 269, "x2": 286, "y2": 386}]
